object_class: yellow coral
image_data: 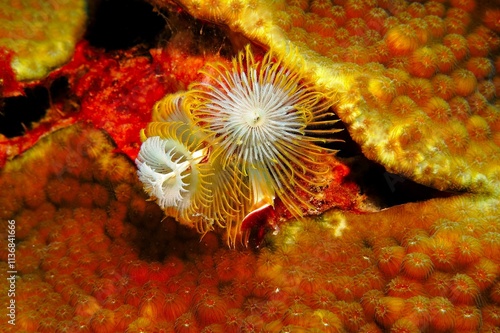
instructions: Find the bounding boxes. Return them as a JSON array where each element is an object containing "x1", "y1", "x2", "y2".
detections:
[
  {"x1": 0, "y1": 0, "x2": 87, "y2": 81},
  {"x1": 161, "y1": 0, "x2": 500, "y2": 197}
]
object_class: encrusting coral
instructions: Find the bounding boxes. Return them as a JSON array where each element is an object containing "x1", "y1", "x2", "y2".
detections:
[
  {"x1": 2, "y1": 122, "x2": 499, "y2": 332},
  {"x1": 1, "y1": 0, "x2": 500, "y2": 332},
  {"x1": 0, "y1": 0, "x2": 87, "y2": 83},
  {"x1": 158, "y1": 0, "x2": 500, "y2": 196}
]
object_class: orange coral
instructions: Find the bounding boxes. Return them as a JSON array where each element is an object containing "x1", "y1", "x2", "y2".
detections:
[{"x1": 2, "y1": 0, "x2": 500, "y2": 332}]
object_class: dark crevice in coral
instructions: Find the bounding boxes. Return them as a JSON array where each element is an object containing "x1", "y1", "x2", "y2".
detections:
[
  {"x1": 158, "y1": 7, "x2": 239, "y2": 58},
  {"x1": 0, "y1": 77, "x2": 73, "y2": 138},
  {"x1": 50, "y1": 76, "x2": 72, "y2": 101},
  {"x1": 342, "y1": 155, "x2": 456, "y2": 209},
  {"x1": 85, "y1": 0, "x2": 167, "y2": 50},
  {"x1": 322, "y1": 111, "x2": 362, "y2": 157},
  {"x1": 186, "y1": 20, "x2": 240, "y2": 58},
  {"x1": 0, "y1": 86, "x2": 49, "y2": 138},
  {"x1": 85, "y1": 0, "x2": 237, "y2": 60},
  {"x1": 49, "y1": 77, "x2": 78, "y2": 117},
  {"x1": 328, "y1": 114, "x2": 455, "y2": 208}
]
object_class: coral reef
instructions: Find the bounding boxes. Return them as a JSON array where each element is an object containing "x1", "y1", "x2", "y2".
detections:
[
  {"x1": 162, "y1": 0, "x2": 500, "y2": 195},
  {"x1": 2, "y1": 123, "x2": 498, "y2": 332},
  {"x1": 0, "y1": 37, "x2": 218, "y2": 166},
  {"x1": 0, "y1": 0, "x2": 500, "y2": 332}
]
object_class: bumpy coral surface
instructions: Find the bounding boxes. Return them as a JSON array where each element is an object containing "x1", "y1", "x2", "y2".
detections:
[
  {"x1": 2, "y1": 123, "x2": 499, "y2": 332},
  {"x1": 164, "y1": 0, "x2": 500, "y2": 195},
  {"x1": 0, "y1": 0, "x2": 87, "y2": 82},
  {"x1": 1, "y1": 0, "x2": 500, "y2": 332},
  {"x1": 1, "y1": 124, "x2": 499, "y2": 332}
]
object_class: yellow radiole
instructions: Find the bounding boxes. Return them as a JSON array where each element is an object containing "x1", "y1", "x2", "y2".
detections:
[{"x1": 137, "y1": 45, "x2": 341, "y2": 247}]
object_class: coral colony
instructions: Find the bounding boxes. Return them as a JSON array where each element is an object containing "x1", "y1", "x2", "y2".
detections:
[
  {"x1": 1, "y1": 0, "x2": 500, "y2": 332},
  {"x1": 136, "y1": 46, "x2": 342, "y2": 247}
]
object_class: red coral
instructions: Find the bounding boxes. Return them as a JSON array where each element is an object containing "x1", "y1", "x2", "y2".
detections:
[
  {"x1": 0, "y1": 40, "x2": 226, "y2": 167},
  {"x1": 0, "y1": 48, "x2": 23, "y2": 97}
]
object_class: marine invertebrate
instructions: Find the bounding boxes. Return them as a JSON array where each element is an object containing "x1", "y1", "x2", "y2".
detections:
[
  {"x1": 449, "y1": 273, "x2": 480, "y2": 305},
  {"x1": 466, "y1": 57, "x2": 494, "y2": 79},
  {"x1": 407, "y1": 46, "x2": 438, "y2": 78},
  {"x1": 175, "y1": 311, "x2": 200, "y2": 333},
  {"x1": 138, "y1": 287, "x2": 167, "y2": 320},
  {"x1": 374, "y1": 296, "x2": 406, "y2": 328},
  {"x1": 384, "y1": 24, "x2": 421, "y2": 56},
  {"x1": 3, "y1": 1, "x2": 500, "y2": 332},
  {"x1": 451, "y1": 68, "x2": 478, "y2": 97},
  {"x1": 400, "y1": 252, "x2": 434, "y2": 280},
  {"x1": 89, "y1": 308, "x2": 116, "y2": 333},
  {"x1": 140, "y1": 132, "x2": 251, "y2": 246},
  {"x1": 163, "y1": 293, "x2": 189, "y2": 321},
  {"x1": 442, "y1": 33, "x2": 469, "y2": 61},
  {"x1": 428, "y1": 296, "x2": 456, "y2": 331},
  {"x1": 139, "y1": 44, "x2": 345, "y2": 246},
  {"x1": 377, "y1": 246, "x2": 406, "y2": 278},
  {"x1": 431, "y1": 74, "x2": 455, "y2": 100},
  {"x1": 136, "y1": 135, "x2": 206, "y2": 210},
  {"x1": 195, "y1": 294, "x2": 228, "y2": 326},
  {"x1": 402, "y1": 295, "x2": 430, "y2": 329},
  {"x1": 187, "y1": 45, "x2": 340, "y2": 217},
  {"x1": 136, "y1": 122, "x2": 213, "y2": 227}
]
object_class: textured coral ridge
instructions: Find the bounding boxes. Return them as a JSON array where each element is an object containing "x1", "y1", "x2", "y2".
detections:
[
  {"x1": 1, "y1": 123, "x2": 500, "y2": 333},
  {"x1": 0, "y1": 0, "x2": 87, "y2": 81},
  {"x1": 137, "y1": 45, "x2": 361, "y2": 247},
  {"x1": 164, "y1": 0, "x2": 500, "y2": 196},
  {"x1": 268, "y1": 198, "x2": 500, "y2": 332}
]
